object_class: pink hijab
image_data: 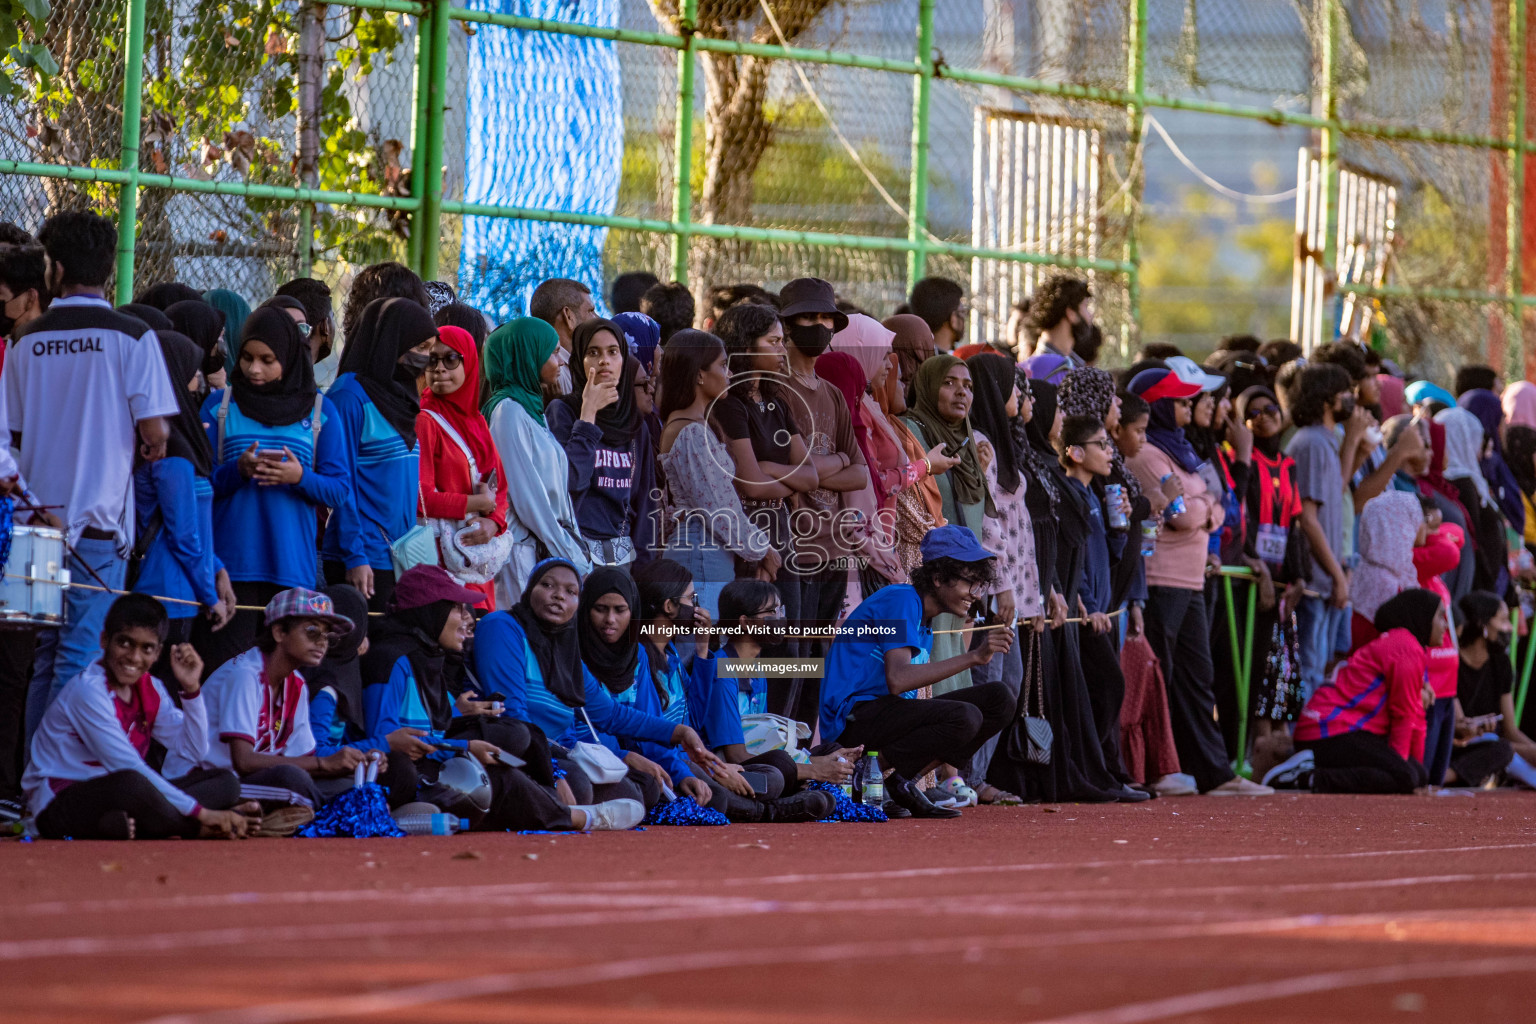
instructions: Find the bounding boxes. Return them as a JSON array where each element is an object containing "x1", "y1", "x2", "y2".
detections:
[
  {"x1": 1503, "y1": 381, "x2": 1536, "y2": 430},
  {"x1": 1351, "y1": 490, "x2": 1425, "y2": 622},
  {"x1": 829, "y1": 314, "x2": 907, "y2": 507}
]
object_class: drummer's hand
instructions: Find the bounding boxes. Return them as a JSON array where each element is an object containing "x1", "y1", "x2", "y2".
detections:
[{"x1": 27, "y1": 507, "x2": 63, "y2": 529}]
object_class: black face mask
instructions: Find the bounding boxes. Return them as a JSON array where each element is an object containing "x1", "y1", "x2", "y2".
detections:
[
  {"x1": 672, "y1": 601, "x2": 697, "y2": 625},
  {"x1": 1071, "y1": 318, "x2": 1101, "y2": 362},
  {"x1": 396, "y1": 350, "x2": 431, "y2": 379},
  {"x1": 0, "y1": 311, "x2": 13, "y2": 341},
  {"x1": 1491, "y1": 628, "x2": 1513, "y2": 649},
  {"x1": 787, "y1": 322, "x2": 833, "y2": 357}
]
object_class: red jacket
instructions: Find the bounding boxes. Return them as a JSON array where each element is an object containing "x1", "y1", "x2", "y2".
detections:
[
  {"x1": 1415, "y1": 524, "x2": 1463, "y2": 699},
  {"x1": 1295, "y1": 628, "x2": 1428, "y2": 763}
]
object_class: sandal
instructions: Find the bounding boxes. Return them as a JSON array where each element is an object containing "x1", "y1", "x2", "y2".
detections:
[{"x1": 975, "y1": 783, "x2": 1023, "y2": 806}]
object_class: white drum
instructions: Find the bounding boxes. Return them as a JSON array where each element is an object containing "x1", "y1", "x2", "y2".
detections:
[{"x1": 0, "y1": 524, "x2": 68, "y2": 627}]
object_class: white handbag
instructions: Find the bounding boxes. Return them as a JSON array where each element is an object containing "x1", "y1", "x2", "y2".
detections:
[
  {"x1": 567, "y1": 707, "x2": 631, "y2": 785},
  {"x1": 740, "y1": 712, "x2": 812, "y2": 764},
  {"x1": 422, "y1": 410, "x2": 514, "y2": 584}
]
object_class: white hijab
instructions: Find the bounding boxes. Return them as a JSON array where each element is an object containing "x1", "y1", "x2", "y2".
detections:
[{"x1": 1435, "y1": 406, "x2": 1493, "y2": 508}]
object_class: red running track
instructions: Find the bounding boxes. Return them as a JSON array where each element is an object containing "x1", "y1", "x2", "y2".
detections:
[{"x1": 5, "y1": 793, "x2": 1536, "y2": 1024}]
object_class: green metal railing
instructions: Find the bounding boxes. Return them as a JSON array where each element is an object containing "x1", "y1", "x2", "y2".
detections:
[{"x1": 6, "y1": 0, "x2": 1536, "y2": 340}]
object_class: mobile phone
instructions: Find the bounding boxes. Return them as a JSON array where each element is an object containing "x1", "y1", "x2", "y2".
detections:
[
  {"x1": 257, "y1": 448, "x2": 286, "y2": 461},
  {"x1": 747, "y1": 772, "x2": 769, "y2": 796},
  {"x1": 484, "y1": 469, "x2": 498, "y2": 491},
  {"x1": 943, "y1": 436, "x2": 972, "y2": 458},
  {"x1": 480, "y1": 691, "x2": 506, "y2": 703}
]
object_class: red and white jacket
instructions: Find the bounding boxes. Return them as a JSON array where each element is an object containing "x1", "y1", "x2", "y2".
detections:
[{"x1": 22, "y1": 662, "x2": 207, "y2": 818}]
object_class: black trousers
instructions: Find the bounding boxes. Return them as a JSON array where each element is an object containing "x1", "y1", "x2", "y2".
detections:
[
  {"x1": 1079, "y1": 627, "x2": 1129, "y2": 783},
  {"x1": 323, "y1": 562, "x2": 397, "y2": 615},
  {"x1": 560, "y1": 760, "x2": 659, "y2": 809},
  {"x1": 444, "y1": 716, "x2": 573, "y2": 831},
  {"x1": 771, "y1": 561, "x2": 849, "y2": 727},
  {"x1": 837, "y1": 682, "x2": 1013, "y2": 781},
  {"x1": 1300, "y1": 731, "x2": 1428, "y2": 794},
  {"x1": 36, "y1": 767, "x2": 240, "y2": 839},
  {"x1": 701, "y1": 748, "x2": 798, "y2": 820},
  {"x1": 193, "y1": 580, "x2": 284, "y2": 679},
  {"x1": 1143, "y1": 585, "x2": 1236, "y2": 792},
  {"x1": 0, "y1": 626, "x2": 38, "y2": 801}
]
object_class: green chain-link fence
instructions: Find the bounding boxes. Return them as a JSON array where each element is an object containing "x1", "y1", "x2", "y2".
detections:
[{"x1": 4, "y1": 0, "x2": 1536, "y2": 374}]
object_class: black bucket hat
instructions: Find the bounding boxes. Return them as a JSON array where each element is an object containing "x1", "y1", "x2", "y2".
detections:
[{"x1": 778, "y1": 277, "x2": 849, "y2": 333}]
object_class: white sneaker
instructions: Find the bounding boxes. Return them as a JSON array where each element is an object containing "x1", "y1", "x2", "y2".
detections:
[
  {"x1": 1151, "y1": 773, "x2": 1198, "y2": 797},
  {"x1": 1207, "y1": 777, "x2": 1275, "y2": 797},
  {"x1": 1261, "y1": 749, "x2": 1314, "y2": 790},
  {"x1": 922, "y1": 788, "x2": 962, "y2": 810},
  {"x1": 583, "y1": 799, "x2": 645, "y2": 831},
  {"x1": 937, "y1": 777, "x2": 979, "y2": 808}
]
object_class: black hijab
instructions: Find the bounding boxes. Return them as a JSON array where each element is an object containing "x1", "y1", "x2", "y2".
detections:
[
  {"x1": 338, "y1": 296, "x2": 435, "y2": 448},
  {"x1": 166, "y1": 300, "x2": 227, "y2": 378},
  {"x1": 578, "y1": 567, "x2": 641, "y2": 694},
  {"x1": 1020, "y1": 377, "x2": 1062, "y2": 518},
  {"x1": 1185, "y1": 381, "x2": 1230, "y2": 465},
  {"x1": 150, "y1": 330, "x2": 215, "y2": 477},
  {"x1": 118, "y1": 303, "x2": 174, "y2": 333},
  {"x1": 136, "y1": 282, "x2": 203, "y2": 310},
  {"x1": 560, "y1": 318, "x2": 638, "y2": 447},
  {"x1": 362, "y1": 595, "x2": 457, "y2": 731},
  {"x1": 1372, "y1": 587, "x2": 1443, "y2": 649},
  {"x1": 233, "y1": 307, "x2": 318, "y2": 428},
  {"x1": 512, "y1": 558, "x2": 585, "y2": 708},
  {"x1": 966, "y1": 353, "x2": 1021, "y2": 494},
  {"x1": 303, "y1": 584, "x2": 371, "y2": 733},
  {"x1": 1235, "y1": 385, "x2": 1283, "y2": 458}
]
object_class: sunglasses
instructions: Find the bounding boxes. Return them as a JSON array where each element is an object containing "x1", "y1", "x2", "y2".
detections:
[
  {"x1": 294, "y1": 321, "x2": 312, "y2": 338},
  {"x1": 1246, "y1": 404, "x2": 1280, "y2": 419},
  {"x1": 294, "y1": 624, "x2": 335, "y2": 645},
  {"x1": 427, "y1": 351, "x2": 464, "y2": 370}
]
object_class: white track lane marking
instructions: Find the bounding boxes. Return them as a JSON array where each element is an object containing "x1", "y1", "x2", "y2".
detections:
[
  {"x1": 17, "y1": 840, "x2": 1536, "y2": 918},
  {"x1": 1022, "y1": 956, "x2": 1536, "y2": 1024},
  {"x1": 132, "y1": 917, "x2": 1536, "y2": 1024}
]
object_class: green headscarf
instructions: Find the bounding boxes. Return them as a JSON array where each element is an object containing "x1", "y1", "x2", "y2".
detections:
[
  {"x1": 483, "y1": 316, "x2": 559, "y2": 426},
  {"x1": 203, "y1": 288, "x2": 252, "y2": 374},
  {"x1": 908, "y1": 354, "x2": 992, "y2": 516}
]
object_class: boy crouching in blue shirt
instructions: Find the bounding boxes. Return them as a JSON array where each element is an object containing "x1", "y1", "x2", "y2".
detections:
[{"x1": 817, "y1": 526, "x2": 1014, "y2": 819}]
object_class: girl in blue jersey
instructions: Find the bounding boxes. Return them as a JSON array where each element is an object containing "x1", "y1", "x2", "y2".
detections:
[
  {"x1": 132, "y1": 329, "x2": 233, "y2": 664},
  {"x1": 472, "y1": 558, "x2": 730, "y2": 812},
  {"x1": 322, "y1": 297, "x2": 437, "y2": 612},
  {"x1": 197, "y1": 307, "x2": 353, "y2": 673}
]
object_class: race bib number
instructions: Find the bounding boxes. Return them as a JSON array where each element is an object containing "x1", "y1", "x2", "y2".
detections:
[{"x1": 1256, "y1": 522, "x2": 1288, "y2": 566}]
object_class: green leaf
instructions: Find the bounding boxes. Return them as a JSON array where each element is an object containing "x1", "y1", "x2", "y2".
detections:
[
  {"x1": 25, "y1": 42, "x2": 58, "y2": 76},
  {"x1": 19, "y1": 0, "x2": 48, "y2": 22}
]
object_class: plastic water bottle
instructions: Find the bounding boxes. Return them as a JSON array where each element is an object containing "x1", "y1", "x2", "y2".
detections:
[
  {"x1": 1104, "y1": 483, "x2": 1128, "y2": 530},
  {"x1": 1160, "y1": 475, "x2": 1187, "y2": 517},
  {"x1": 859, "y1": 751, "x2": 885, "y2": 807},
  {"x1": 836, "y1": 755, "x2": 853, "y2": 800},
  {"x1": 1140, "y1": 521, "x2": 1158, "y2": 558},
  {"x1": 394, "y1": 813, "x2": 469, "y2": 836}
]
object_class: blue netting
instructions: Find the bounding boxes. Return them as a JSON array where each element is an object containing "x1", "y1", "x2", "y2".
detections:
[{"x1": 458, "y1": 0, "x2": 622, "y2": 321}]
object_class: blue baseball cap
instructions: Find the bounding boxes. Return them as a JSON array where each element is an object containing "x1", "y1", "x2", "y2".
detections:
[{"x1": 919, "y1": 524, "x2": 997, "y2": 564}]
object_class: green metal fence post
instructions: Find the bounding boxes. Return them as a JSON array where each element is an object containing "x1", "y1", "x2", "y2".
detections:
[
  {"x1": 905, "y1": 0, "x2": 935, "y2": 291},
  {"x1": 1510, "y1": 0, "x2": 1528, "y2": 377},
  {"x1": 670, "y1": 0, "x2": 698, "y2": 284},
  {"x1": 418, "y1": 0, "x2": 452, "y2": 281},
  {"x1": 407, "y1": 5, "x2": 434, "y2": 273},
  {"x1": 114, "y1": 0, "x2": 149, "y2": 304},
  {"x1": 1123, "y1": 0, "x2": 1147, "y2": 344}
]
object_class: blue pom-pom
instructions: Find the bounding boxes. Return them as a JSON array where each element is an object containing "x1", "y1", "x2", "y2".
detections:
[
  {"x1": 806, "y1": 781, "x2": 888, "y2": 822},
  {"x1": 297, "y1": 783, "x2": 405, "y2": 838},
  {"x1": 642, "y1": 798, "x2": 729, "y2": 826}
]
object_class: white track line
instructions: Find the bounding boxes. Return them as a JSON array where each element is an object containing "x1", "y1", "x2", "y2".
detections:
[
  {"x1": 133, "y1": 917, "x2": 1536, "y2": 1024},
  {"x1": 1023, "y1": 956, "x2": 1536, "y2": 1024},
  {"x1": 17, "y1": 840, "x2": 1536, "y2": 918},
  {"x1": 0, "y1": 892, "x2": 1237, "y2": 962}
]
